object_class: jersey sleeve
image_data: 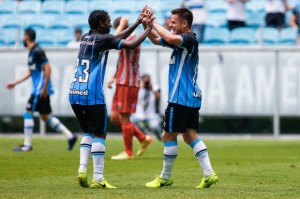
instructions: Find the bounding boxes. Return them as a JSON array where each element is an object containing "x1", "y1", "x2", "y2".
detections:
[
  {"x1": 159, "y1": 37, "x2": 175, "y2": 49},
  {"x1": 177, "y1": 33, "x2": 195, "y2": 49},
  {"x1": 34, "y1": 50, "x2": 48, "y2": 66},
  {"x1": 102, "y1": 34, "x2": 124, "y2": 50}
]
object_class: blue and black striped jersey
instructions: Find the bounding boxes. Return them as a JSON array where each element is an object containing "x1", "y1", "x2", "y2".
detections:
[
  {"x1": 28, "y1": 44, "x2": 54, "y2": 96},
  {"x1": 69, "y1": 30, "x2": 124, "y2": 105},
  {"x1": 159, "y1": 32, "x2": 202, "y2": 108}
]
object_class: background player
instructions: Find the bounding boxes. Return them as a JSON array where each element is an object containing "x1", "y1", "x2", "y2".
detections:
[
  {"x1": 70, "y1": 9, "x2": 154, "y2": 189},
  {"x1": 142, "y1": 7, "x2": 218, "y2": 188},
  {"x1": 6, "y1": 29, "x2": 77, "y2": 152},
  {"x1": 130, "y1": 74, "x2": 162, "y2": 141},
  {"x1": 107, "y1": 17, "x2": 152, "y2": 160}
]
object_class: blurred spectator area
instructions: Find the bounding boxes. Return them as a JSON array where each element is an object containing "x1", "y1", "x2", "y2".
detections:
[{"x1": 0, "y1": 0, "x2": 299, "y2": 47}]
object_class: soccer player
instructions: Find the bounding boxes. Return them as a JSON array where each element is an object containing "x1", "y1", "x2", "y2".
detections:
[
  {"x1": 6, "y1": 29, "x2": 77, "y2": 152},
  {"x1": 69, "y1": 9, "x2": 154, "y2": 188},
  {"x1": 142, "y1": 7, "x2": 218, "y2": 188},
  {"x1": 108, "y1": 17, "x2": 152, "y2": 160}
]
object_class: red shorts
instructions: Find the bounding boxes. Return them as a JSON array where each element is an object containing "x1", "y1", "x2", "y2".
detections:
[{"x1": 112, "y1": 85, "x2": 139, "y2": 113}]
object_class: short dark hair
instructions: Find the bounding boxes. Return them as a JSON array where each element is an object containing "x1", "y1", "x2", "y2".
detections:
[
  {"x1": 88, "y1": 10, "x2": 108, "y2": 30},
  {"x1": 141, "y1": 74, "x2": 150, "y2": 80},
  {"x1": 24, "y1": 28, "x2": 36, "y2": 41},
  {"x1": 171, "y1": 8, "x2": 193, "y2": 28},
  {"x1": 113, "y1": 17, "x2": 121, "y2": 29}
]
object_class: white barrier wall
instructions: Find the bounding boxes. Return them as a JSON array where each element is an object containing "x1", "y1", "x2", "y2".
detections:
[{"x1": 1, "y1": 47, "x2": 300, "y2": 117}]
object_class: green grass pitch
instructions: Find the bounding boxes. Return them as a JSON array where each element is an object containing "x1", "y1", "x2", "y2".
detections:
[{"x1": 0, "y1": 138, "x2": 299, "y2": 198}]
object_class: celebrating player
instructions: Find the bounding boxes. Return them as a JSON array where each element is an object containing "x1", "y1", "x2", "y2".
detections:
[
  {"x1": 108, "y1": 17, "x2": 152, "y2": 160},
  {"x1": 142, "y1": 7, "x2": 218, "y2": 188},
  {"x1": 6, "y1": 29, "x2": 77, "y2": 152},
  {"x1": 69, "y1": 9, "x2": 154, "y2": 188}
]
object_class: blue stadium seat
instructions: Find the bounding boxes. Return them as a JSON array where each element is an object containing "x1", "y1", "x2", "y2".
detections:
[
  {"x1": 65, "y1": 1, "x2": 88, "y2": 15},
  {"x1": 41, "y1": 1, "x2": 64, "y2": 14},
  {"x1": 36, "y1": 30, "x2": 58, "y2": 47},
  {"x1": 7, "y1": 28, "x2": 18, "y2": 46},
  {"x1": 0, "y1": 2, "x2": 17, "y2": 14},
  {"x1": 161, "y1": 1, "x2": 182, "y2": 13},
  {"x1": 254, "y1": 27, "x2": 279, "y2": 44},
  {"x1": 1, "y1": 15, "x2": 23, "y2": 29},
  {"x1": 18, "y1": 1, "x2": 41, "y2": 14},
  {"x1": 203, "y1": 28, "x2": 229, "y2": 44},
  {"x1": 49, "y1": 15, "x2": 73, "y2": 30},
  {"x1": 206, "y1": 13, "x2": 227, "y2": 27},
  {"x1": 285, "y1": 10, "x2": 293, "y2": 27},
  {"x1": 134, "y1": 0, "x2": 162, "y2": 15},
  {"x1": 280, "y1": 27, "x2": 298, "y2": 45},
  {"x1": 246, "y1": 12, "x2": 265, "y2": 28},
  {"x1": 246, "y1": 1, "x2": 265, "y2": 14},
  {"x1": 73, "y1": 15, "x2": 90, "y2": 29},
  {"x1": 88, "y1": 1, "x2": 111, "y2": 13},
  {"x1": 206, "y1": 1, "x2": 228, "y2": 13},
  {"x1": 0, "y1": 30, "x2": 8, "y2": 46},
  {"x1": 230, "y1": 28, "x2": 255, "y2": 44},
  {"x1": 112, "y1": 1, "x2": 135, "y2": 14},
  {"x1": 26, "y1": 15, "x2": 49, "y2": 29},
  {"x1": 57, "y1": 29, "x2": 75, "y2": 45}
]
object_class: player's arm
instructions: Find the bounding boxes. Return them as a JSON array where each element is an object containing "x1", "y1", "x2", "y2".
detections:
[
  {"x1": 152, "y1": 21, "x2": 182, "y2": 46},
  {"x1": 114, "y1": 6, "x2": 147, "y2": 40},
  {"x1": 40, "y1": 62, "x2": 51, "y2": 99},
  {"x1": 142, "y1": 20, "x2": 161, "y2": 45},
  {"x1": 120, "y1": 13, "x2": 155, "y2": 49},
  {"x1": 108, "y1": 72, "x2": 117, "y2": 89},
  {"x1": 290, "y1": 13, "x2": 298, "y2": 27},
  {"x1": 113, "y1": 16, "x2": 129, "y2": 36},
  {"x1": 6, "y1": 69, "x2": 31, "y2": 89}
]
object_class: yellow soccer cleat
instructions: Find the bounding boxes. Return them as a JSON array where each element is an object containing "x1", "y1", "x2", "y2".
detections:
[
  {"x1": 91, "y1": 178, "x2": 116, "y2": 189},
  {"x1": 77, "y1": 170, "x2": 89, "y2": 188},
  {"x1": 137, "y1": 135, "x2": 152, "y2": 156},
  {"x1": 111, "y1": 151, "x2": 134, "y2": 160},
  {"x1": 146, "y1": 176, "x2": 173, "y2": 188},
  {"x1": 196, "y1": 172, "x2": 218, "y2": 188}
]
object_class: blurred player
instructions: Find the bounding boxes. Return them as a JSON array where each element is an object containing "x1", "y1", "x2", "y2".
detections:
[
  {"x1": 107, "y1": 17, "x2": 152, "y2": 160},
  {"x1": 6, "y1": 29, "x2": 77, "y2": 152},
  {"x1": 130, "y1": 75, "x2": 162, "y2": 141},
  {"x1": 143, "y1": 7, "x2": 218, "y2": 188},
  {"x1": 70, "y1": 9, "x2": 154, "y2": 188}
]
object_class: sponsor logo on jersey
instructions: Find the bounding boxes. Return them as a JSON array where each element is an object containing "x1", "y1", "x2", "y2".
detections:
[
  {"x1": 118, "y1": 102, "x2": 122, "y2": 109},
  {"x1": 80, "y1": 40, "x2": 95, "y2": 46},
  {"x1": 29, "y1": 63, "x2": 36, "y2": 70},
  {"x1": 26, "y1": 103, "x2": 31, "y2": 109},
  {"x1": 131, "y1": 104, "x2": 136, "y2": 107},
  {"x1": 193, "y1": 92, "x2": 202, "y2": 98},
  {"x1": 169, "y1": 56, "x2": 175, "y2": 65},
  {"x1": 85, "y1": 35, "x2": 90, "y2": 39},
  {"x1": 69, "y1": 89, "x2": 89, "y2": 96}
]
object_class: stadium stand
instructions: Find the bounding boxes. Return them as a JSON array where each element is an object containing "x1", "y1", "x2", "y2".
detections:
[
  {"x1": 57, "y1": 29, "x2": 75, "y2": 46},
  {"x1": 0, "y1": 0, "x2": 299, "y2": 47}
]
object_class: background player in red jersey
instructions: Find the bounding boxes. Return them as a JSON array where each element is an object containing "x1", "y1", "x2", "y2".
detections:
[{"x1": 108, "y1": 16, "x2": 152, "y2": 160}]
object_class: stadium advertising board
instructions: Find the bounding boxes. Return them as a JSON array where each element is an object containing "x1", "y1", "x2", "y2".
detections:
[{"x1": 0, "y1": 49, "x2": 300, "y2": 116}]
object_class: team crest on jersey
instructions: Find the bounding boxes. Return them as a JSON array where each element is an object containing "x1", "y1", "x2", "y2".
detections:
[{"x1": 169, "y1": 56, "x2": 175, "y2": 65}]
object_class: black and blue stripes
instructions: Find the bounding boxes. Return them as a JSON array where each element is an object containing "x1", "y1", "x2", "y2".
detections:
[
  {"x1": 189, "y1": 138, "x2": 207, "y2": 158},
  {"x1": 91, "y1": 137, "x2": 105, "y2": 156},
  {"x1": 80, "y1": 133, "x2": 94, "y2": 149},
  {"x1": 163, "y1": 141, "x2": 178, "y2": 159},
  {"x1": 169, "y1": 107, "x2": 174, "y2": 132}
]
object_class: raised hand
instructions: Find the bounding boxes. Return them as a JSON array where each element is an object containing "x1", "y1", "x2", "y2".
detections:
[{"x1": 137, "y1": 5, "x2": 148, "y2": 24}]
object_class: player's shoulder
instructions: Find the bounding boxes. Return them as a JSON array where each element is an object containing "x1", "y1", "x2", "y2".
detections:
[
  {"x1": 33, "y1": 44, "x2": 45, "y2": 54},
  {"x1": 180, "y1": 32, "x2": 197, "y2": 41}
]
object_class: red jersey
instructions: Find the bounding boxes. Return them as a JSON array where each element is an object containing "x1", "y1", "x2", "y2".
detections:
[{"x1": 115, "y1": 33, "x2": 140, "y2": 87}]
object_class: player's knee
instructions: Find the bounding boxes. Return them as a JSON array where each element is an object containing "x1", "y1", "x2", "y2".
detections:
[{"x1": 162, "y1": 131, "x2": 177, "y2": 142}]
